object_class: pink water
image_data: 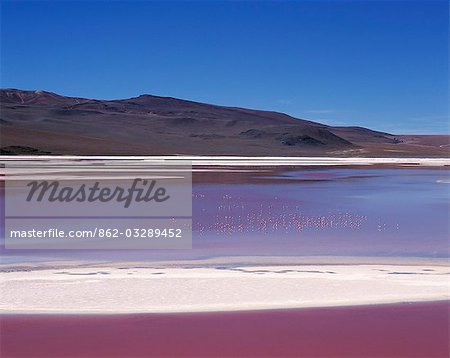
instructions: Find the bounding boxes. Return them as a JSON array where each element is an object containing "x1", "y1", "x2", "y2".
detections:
[
  {"x1": 2, "y1": 167, "x2": 448, "y2": 263},
  {"x1": 2, "y1": 301, "x2": 449, "y2": 357}
]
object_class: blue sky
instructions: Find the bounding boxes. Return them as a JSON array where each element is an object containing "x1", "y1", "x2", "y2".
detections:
[{"x1": 1, "y1": 1, "x2": 448, "y2": 134}]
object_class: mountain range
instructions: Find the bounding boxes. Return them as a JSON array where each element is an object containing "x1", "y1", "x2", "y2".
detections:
[{"x1": 1, "y1": 88, "x2": 448, "y2": 156}]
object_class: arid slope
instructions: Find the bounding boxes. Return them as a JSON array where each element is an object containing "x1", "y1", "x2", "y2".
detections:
[{"x1": 1, "y1": 89, "x2": 448, "y2": 156}]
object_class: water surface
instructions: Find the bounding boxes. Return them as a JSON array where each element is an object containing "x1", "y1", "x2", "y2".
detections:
[{"x1": 1, "y1": 165, "x2": 449, "y2": 264}]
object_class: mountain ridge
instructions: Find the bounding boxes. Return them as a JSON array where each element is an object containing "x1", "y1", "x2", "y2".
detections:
[{"x1": 1, "y1": 88, "x2": 448, "y2": 157}]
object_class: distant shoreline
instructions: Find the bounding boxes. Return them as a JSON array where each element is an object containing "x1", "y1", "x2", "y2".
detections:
[
  {"x1": 2, "y1": 255, "x2": 450, "y2": 271},
  {"x1": 2, "y1": 155, "x2": 450, "y2": 166}
]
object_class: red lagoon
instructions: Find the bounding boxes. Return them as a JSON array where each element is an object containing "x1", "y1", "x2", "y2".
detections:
[{"x1": 1, "y1": 301, "x2": 449, "y2": 357}]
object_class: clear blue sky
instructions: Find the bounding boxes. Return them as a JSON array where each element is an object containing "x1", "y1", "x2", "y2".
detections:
[{"x1": 1, "y1": 1, "x2": 448, "y2": 134}]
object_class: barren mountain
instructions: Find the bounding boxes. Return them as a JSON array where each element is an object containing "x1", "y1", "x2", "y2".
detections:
[{"x1": 1, "y1": 89, "x2": 448, "y2": 156}]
